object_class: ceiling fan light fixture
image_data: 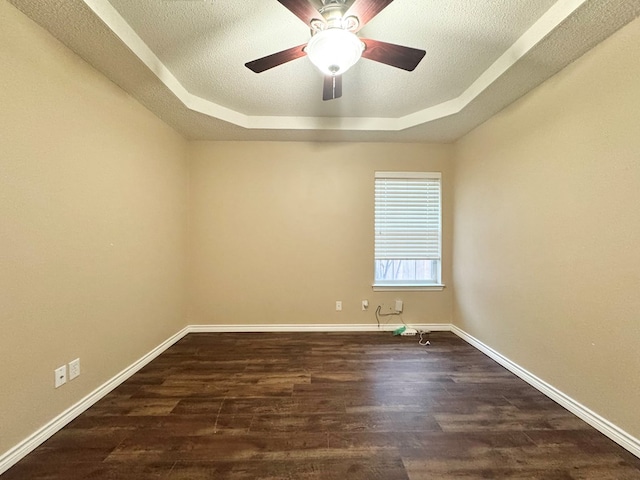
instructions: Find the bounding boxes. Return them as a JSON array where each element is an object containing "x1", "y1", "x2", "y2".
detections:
[{"x1": 306, "y1": 28, "x2": 364, "y2": 76}]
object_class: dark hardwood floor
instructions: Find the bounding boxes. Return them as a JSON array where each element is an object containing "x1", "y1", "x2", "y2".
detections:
[{"x1": 4, "y1": 332, "x2": 639, "y2": 479}]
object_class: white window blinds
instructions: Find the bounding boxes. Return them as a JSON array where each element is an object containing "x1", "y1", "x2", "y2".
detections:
[{"x1": 374, "y1": 172, "x2": 441, "y2": 261}]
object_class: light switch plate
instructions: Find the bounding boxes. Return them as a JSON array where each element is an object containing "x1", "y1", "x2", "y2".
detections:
[{"x1": 69, "y1": 358, "x2": 80, "y2": 380}]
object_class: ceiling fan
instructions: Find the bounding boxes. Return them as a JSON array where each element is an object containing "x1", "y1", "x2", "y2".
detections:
[{"x1": 245, "y1": 0, "x2": 426, "y2": 101}]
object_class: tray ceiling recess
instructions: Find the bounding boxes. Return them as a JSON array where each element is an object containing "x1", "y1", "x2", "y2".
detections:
[{"x1": 8, "y1": 0, "x2": 640, "y2": 141}]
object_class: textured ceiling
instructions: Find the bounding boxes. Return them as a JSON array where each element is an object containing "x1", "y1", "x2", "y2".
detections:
[{"x1": 7, "y1": 0, "x2": 640, "y2": 142}]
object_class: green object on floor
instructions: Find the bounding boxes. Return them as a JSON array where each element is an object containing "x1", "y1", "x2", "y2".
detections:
[{"x1": 393, "y1": 326, "x2": 406, "y2": 336}]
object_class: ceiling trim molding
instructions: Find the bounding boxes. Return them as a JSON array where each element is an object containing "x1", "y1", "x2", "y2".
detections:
[{"x1": 83, "y1": 0, "x2": 588, "y2": 132}]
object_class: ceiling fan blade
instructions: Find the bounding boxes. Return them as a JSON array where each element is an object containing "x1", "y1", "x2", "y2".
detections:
[
  {"x1": 361, "y1": 39, "x2": 426, "y2": 71},
  {"x1": 277, "y1": 0, "x2": 324, "y2": 25},
  {"x1": 344, "y1": 0, "x2": 394, "y2": 30},
  {"x1": 245, "y1": 44, "x2": 307, "y2": 73},
  {"x1": 323, "y1": 75, "x2": 342, "y2": 101}
]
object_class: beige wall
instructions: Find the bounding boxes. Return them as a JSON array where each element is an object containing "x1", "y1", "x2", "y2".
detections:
[
  {"x1": 453, "y1": 17, "x2": 640, "y2": 438},
  {"x1": 0, "y1": 2, "x2": 189, "y2": 453},
  {"x1": 188, "y1": 141, "x2": 453, "y2": 327}
]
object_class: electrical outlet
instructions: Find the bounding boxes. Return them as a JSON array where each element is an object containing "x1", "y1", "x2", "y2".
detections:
[
  {"x1": 69, "y1": 358, "x2": 80, "y2": 380},
  {"x1": 361, "y1": 300, "x2": 369, "y2": 311},
  {"x1": 54, "y1": 365, "x2": 67, "y2": 388},
  {"x1": 394, "y1": 299, "x2": 403, "y2": 313},
  {"x1": 336, "y1": 301, "x2": 342, "y2": 311}
]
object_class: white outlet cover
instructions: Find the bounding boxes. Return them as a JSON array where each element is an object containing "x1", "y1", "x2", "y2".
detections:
[
  {"x1": 69, "y1": 358, "x2": 80, "y2": 380},
  {"x1": 54, "y1": 365, "x2": 67, "y2": 388},
  {"x1": 336, "y1": 301, "x2": 342, "y2": 311}
]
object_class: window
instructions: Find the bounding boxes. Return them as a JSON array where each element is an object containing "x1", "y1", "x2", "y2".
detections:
[{"x1": 374, "y1": 172, "x2": 442, "y2": 289}]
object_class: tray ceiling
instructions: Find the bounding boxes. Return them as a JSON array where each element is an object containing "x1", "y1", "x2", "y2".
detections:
[{"x1": 8, "y1": 0, "x2": 640, "y2": 142}]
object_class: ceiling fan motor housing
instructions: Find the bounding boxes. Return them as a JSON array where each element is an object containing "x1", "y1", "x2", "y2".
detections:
[{"x1": 317, "y1": 0, "x2": 359, "y2": 31}]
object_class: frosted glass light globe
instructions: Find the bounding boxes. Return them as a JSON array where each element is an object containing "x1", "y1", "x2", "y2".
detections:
[{"x1": 306, "y1": 28, "x2": 364, "y2": 76}]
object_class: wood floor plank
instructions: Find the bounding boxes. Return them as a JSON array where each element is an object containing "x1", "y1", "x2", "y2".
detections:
[{"x1": 3, "y1": 332, "x2": 638, "y2": 479}]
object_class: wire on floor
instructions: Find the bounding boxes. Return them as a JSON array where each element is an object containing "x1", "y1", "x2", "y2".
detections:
[{"x1": 376, "y1": 305, "x2": 431, "y2": 347}]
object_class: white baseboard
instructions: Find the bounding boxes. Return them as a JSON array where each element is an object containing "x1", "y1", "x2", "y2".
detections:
[
  {"x1": 187, "y1": 323, "x2": 452, "y2": 333},
  {"x1": 450, "y1": 325, "x2": 640, "y2": 459},
  {"x1": 2, "y1": 323, "x2": 638, "y2": 475},
  {"x1": 0, "y1": 327, "x2": 190, "y2": 476}
]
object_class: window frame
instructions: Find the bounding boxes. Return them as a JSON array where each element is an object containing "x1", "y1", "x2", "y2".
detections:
[{"x1": 372, "y1": 171, "x2": 444, "y2": 292}]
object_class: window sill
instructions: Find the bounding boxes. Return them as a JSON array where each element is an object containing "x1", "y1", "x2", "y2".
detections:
[{"x1": 372, "y1": 284, "x2": 445, "y2": 292}]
